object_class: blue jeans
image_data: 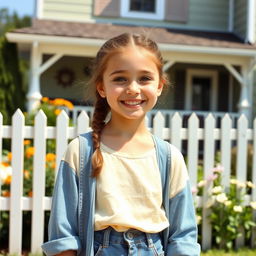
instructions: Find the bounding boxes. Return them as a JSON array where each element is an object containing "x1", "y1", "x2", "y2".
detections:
[{"x1": 94, "y1": 227, "x2": 165, "y2": 256}]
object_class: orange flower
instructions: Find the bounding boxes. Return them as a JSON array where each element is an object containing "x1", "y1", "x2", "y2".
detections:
[
  {"x1": 41, "y1": 97, "x2": 49, "y2": 103},
  {"x1": 28, "y1": 191, "x2": 33, "y2": 197},
  {"x1": 2, "y1": 190, "x2": 10, "y2": 197},
  {"x1": 46, "y1": 153, "x2": 56, "y2": 162},
  {"x1": 5, "y1": 175, "x2": 12, "y2": 185},
  {"x1": 24, "y1": 140, "x2": 31, "y2": 145},
  {"x1": 51, "y1": 162, "x2": 56, "y2": 169},
  {"x1": 25, "y1": 147, "x2": 35, "y2": 158},
  {"x1": 54, "y1": 109, "x2": 62, "y2": 116},
  {"x1": 24, "y1": 170, "x2": 30, "y2": 179},
  {"x1": 7, "y1": 152, "x2": 12, "y2": 162},
  {"x1": 2, "y1": 162, "x2": 9, "y2": 167},
  {"x1": 63, "y1": 100, "x2": 74, "y2": 110},
  {"x1": 52, "y1": 98, "x2": 65, "y2": 106}
]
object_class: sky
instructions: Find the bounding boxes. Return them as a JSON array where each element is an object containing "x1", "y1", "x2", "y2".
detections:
[{"x1": 0, "y1": 0, "x2": 35, "y2": 17}]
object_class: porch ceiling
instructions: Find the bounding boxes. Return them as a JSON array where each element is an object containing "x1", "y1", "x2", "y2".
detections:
[{"x1": 6, "y1": 19, "x2": 256, "y2": 55}]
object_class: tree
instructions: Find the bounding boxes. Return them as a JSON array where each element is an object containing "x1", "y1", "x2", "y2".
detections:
[{"x1": 0, "y1": 8, "x2": 31, "y2": 124}]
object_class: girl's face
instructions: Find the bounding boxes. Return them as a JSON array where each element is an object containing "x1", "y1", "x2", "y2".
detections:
[{"x1": 97, "y1": 46, "x2": 163, "y2": 122}]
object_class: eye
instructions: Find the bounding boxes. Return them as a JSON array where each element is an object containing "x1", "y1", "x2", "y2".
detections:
[
  {"x1": 112, "y1": 76, "x2": 127, "y2": 82},
  {"x1": 139, "y1": 76, "x2": 153, "y2": 83}
]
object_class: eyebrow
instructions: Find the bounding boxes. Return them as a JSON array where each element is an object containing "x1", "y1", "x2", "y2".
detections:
[{"x1": 109, "y1": 70, "x2": 154, "y2": 76}]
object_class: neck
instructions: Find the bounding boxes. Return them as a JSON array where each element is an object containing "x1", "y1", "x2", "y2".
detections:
[{"x1": 104, "y1": 116, "x2": 149, "y2": 138}]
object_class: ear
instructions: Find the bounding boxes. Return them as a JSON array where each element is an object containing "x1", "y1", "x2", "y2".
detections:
[
  {"x1": 97, "y1": 83, "x2": 106, "y2": 98},
  {"x1": 157, "y1": 79, "x2": 164, "y2": 96}
]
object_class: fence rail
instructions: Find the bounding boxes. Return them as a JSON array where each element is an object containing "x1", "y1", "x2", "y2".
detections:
[{"x1": 0, "y1": 109, "x2": 256, "y2": 254}]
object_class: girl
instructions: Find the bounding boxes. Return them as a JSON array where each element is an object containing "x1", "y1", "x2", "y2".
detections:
[{"x1": 42, "y1": 33, "x2": 200, "y2": 256}]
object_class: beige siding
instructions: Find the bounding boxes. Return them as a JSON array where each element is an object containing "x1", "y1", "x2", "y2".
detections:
[
  {"x1": 42, "y1": 0, "x2": 93, "y2": 22},
  {"x1": 233, "y1": 0, "x2": 247, "y2": 40},
  {"x1": 94, "y1": 0, "x2": 229, "y2": 31}
]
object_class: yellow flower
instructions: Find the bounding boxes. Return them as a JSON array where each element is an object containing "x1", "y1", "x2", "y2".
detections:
[
  {"x1": 54, "y1": 109, "x2": 62, "y2": 116},
  {"x1": 52, "y1": 98, "x2": 65, "y2": 106},
  {"x1": 5, "y1": 175, "x2": 12, "y2": 185},
  {"x1": 24, "y1": 140, "x2": 31, "y2": 145},
  {"x1": 0, "y1": 163, "x2": 12, "y2": 184},
  {"x1": 211, "y1": 186, "x2": 222, "y2": 194},
  {"x1": 25, "y1": 147, "x2": 35, "y2": 158},
  {"x1": 46, "y1": 153, "x2": 56, "y2": 162},
  {"x1": 7, "y1": 152, "x2": 12, "y2": 162}
]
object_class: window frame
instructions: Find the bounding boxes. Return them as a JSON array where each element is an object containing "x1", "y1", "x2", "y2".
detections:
[{"x1": 121, "y1": 0, "x2": 165, "y2": 20}]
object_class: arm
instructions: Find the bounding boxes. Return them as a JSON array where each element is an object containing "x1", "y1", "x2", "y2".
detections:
[
  {"x1": 57, "y1": 250, "x2": 76, "y2": 256},
  {"x1": 42, "y1": 139, "x2": 82, "y2": 256},
  {"x1": 166, "y1": 146, "x2": 200, "y2": 256}
]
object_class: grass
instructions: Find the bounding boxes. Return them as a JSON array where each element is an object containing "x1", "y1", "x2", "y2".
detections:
[
  {"x1": 1, "y1": 249, "x2": 256, "y2": 256},
  {"x1": 201, "y1": 248, "x2": 256, "y2": 255}
]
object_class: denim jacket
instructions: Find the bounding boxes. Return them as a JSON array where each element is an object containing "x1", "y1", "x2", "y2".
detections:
[{"x1": 42, "y1": 132, "x2": 200, "y2": 255}]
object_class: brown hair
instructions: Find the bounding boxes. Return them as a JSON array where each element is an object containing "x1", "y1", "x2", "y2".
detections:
[{"x1": 88, "y1": 33, "x2": 168, "y2": 177}]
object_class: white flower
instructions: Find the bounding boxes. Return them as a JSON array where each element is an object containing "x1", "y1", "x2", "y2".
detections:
[
  {"x1": 197, "y1": 180, "x2": 207, "y2": 188},
  {"x1": 206, "y1": 196, "x2": 216, "y2": 208},
  {"x1": 211, "y1": 186, "x2": 222, "y2": 194},
  {"x1": 233, "y1": 205, "x2": 243, "y2": 213},
  {"x1": 250, "y1": 201, "x2": 256, "y2": 210},
  {"x1": 0, "y1": 163, "x2": 12, "y2": 183},
  {"x1": 230, "y1": 179, "x2": 238, "y2": 185},
  {"x1": 247, "y1": 181, "x2": 256, "y2": 188},
  {"x1": 237, "y1": 181, "x2": 246, "y2": 188},
  {"x1": 216, "y1": 193, "x2": 228, "y2": 203},
  {"x1": 196, "y1": 215, "x2": 202, "y2": 224},
  {"x1": 224, "y1": 200, "x2": 232, "y2": 206}
]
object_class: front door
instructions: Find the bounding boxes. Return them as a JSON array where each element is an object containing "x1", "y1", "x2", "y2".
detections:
[{"x1": 185, "y1": 69, "x2": 218, "y2": 111}]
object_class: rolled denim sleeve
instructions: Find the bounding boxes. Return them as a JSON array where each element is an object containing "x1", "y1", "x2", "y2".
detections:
[
  {"x1": 166, "y1": 182, "x2": 201, "y2": 256},
  {"x1": 41, "y1": 160, "x2": 82, "y2": 255}
]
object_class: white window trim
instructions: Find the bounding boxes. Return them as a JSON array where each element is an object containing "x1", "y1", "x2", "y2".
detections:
[
  {"x1": 121, "y1": 0, "x2": 165, "y2": 20},
  {"x1": 185, "y1": 69, "x2": 218, "y2": 111}
]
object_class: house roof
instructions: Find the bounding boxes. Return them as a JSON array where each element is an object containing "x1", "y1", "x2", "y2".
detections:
[{"x1": 8, "y1": 19, "x2": 256, "y2": 50}]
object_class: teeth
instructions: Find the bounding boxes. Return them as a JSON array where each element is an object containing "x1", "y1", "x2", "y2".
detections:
[{"x1": 124, "y1": 101, "x2": 142, "y2": 105}]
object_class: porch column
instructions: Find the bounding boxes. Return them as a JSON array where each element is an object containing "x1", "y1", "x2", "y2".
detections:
[{"x1": 27, "y1": 41, "x2": 42, "y2": 112}]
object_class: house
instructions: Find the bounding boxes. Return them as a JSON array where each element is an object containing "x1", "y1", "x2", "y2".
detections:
[{"x1": 6, "y1": 0, "x2": 256, "y2": 124}]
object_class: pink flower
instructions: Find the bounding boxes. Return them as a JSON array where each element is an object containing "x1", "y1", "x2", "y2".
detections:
[
  {"x1": 191, "y1": 187, "x2": 198, "y2": 194},
  {"x1": 207, "y1": 173, "x2": 218, "y2": 181},
  {"x1": 212, "y1": 165, "x2": 224, "y2": 173}
]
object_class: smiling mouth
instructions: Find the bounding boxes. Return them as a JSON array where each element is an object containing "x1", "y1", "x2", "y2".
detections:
[{"x1": 121, "y1": 100, "x2": 145, "y2": 106}]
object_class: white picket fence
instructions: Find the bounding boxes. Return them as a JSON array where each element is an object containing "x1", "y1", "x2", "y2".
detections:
[{"x1": 0, "y1": 109, "x2": 256, "y2": 254}]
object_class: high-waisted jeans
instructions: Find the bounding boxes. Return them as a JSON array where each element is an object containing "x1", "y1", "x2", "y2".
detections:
[{"x1": 94, "y1": 227, "x2": 165, "y2": 256}]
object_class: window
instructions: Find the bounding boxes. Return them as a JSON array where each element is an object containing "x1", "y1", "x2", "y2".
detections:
[{"x1": 121, "y1": 0, "x2": 165, "y2": 20}]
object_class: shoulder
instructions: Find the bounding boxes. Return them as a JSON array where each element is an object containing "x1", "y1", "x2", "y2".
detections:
[
  {"x1": 62, "y1": 137, "x2": 80, "y2": 172},
  {"x1": 167, "y1": 143, "x2": 189, "y2": 198}
]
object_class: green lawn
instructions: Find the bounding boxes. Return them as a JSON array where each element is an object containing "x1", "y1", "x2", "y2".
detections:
[
  {"x1": 1, "y1": 249, "x2": 256, "y2": 256},
  {"x1": 201, "y1": 248, "x2": 256, "y2": 256}
]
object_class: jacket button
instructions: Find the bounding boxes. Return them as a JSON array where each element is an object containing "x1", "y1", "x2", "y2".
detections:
[{"x1": 126, "y1": 231, "x2": 134, "y2": 239}]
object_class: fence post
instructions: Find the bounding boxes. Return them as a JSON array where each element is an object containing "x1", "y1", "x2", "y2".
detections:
[
  {"x1": 252, "y1": 118, "x2": 256, "y2": 247},
  {"x1": 170, "y1": 112, "x2": 182, "y2": 150},
  {"x1": 236, "y1": 114, "x2": 248, "y2": 248},
  {"x1": 152, "y1": 112, "x2": 165, "y2": 138},
  {"x1": 31, "y1": 110, "x2": 47, "y2": 253},
  {"x1": 56, "y1": 110, "x2": 69, "y2": 176},
  {"x1": 202, "y1": 114, "x2": 215, "y2": 251},
  {"x1": 220, "y1": 114, "x2": 232, "y2": 187},
  {"x1": 77, "y1": 111, "x2": 90, "y2": 135},
  {"x1": 9, "y1": 110, "x2": 24, "y2": 255}
]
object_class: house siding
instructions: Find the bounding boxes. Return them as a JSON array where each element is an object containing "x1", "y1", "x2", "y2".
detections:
[
  {"x1": 233, "y1": 0, "x2": 247, "y2": 40},
  {"x1": 40, "y1": 0, "x2": 229, "y2": 32},
  {"x1": 95, "y1": 0, "x2": 229, "y2": 31},
  {"x1": 42, "y1": 0, "x2": 93, "y2": 22}
]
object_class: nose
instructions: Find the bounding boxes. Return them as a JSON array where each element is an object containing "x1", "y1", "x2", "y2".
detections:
[{"x1": 126, "y1": 81, "x2": 140, "y2": 95}]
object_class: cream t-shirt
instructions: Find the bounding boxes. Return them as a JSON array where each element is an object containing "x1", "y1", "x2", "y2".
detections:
[{"x1": 62, "y1": 137, "x2": 189, "y2": 234}]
